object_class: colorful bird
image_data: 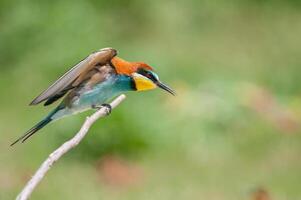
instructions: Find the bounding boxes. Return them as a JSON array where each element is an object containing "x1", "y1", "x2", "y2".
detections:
[{"x1": 11, "y1": 48, "x2": 175, "y2": 146}]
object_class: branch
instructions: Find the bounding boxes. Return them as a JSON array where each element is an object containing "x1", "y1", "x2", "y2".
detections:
[{"x1": 16, "y1": 94, "x2": 126, "y2": 200}]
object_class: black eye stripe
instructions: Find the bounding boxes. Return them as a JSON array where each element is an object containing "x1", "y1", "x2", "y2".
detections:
[{"x1": 137, "y1": 68, "x2": 157, "y2": 82}]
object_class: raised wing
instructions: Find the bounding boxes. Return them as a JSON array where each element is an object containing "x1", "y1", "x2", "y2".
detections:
[{"x1": 30, "y1": 48, "x2": 117, "y2": 105}]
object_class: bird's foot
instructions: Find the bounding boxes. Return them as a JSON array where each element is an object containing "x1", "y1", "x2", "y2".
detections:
[
  {"x1": 101, "y1": 103, "x2": 112, "y2": 115},
  {"x1": 92, "y1": 104, "x2": 112, "y2": 115}
]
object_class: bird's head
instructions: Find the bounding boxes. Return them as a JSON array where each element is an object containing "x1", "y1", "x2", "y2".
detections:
[
  {"x1": 111, "y1": 56, "x2": 175, "y2": 95},
  {"x1": 131, "y1": 67, "x2": 175, "y2": 95}
]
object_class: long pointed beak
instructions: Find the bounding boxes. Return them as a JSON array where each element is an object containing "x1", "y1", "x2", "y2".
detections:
[{"x1": 157, "y1": 81, "x2": 176, "y2": 96}]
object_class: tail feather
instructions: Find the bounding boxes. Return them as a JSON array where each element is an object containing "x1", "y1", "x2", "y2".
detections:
[
  {"x1": 10, "y1": 117, "x2": 52, "y2": 146},
  {"x1": 10, "y1": 106, "x2": 62, "y2": 146}
]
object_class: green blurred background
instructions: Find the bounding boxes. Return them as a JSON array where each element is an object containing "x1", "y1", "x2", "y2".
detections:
[{"x1": 1, "y1": 0, "x2": 301, "y2": 199}]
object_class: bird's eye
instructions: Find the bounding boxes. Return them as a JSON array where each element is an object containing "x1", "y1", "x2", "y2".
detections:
[
  {"x1": 145, "y1": 72, "x2": 152, "y2": 78},
  {"x1": 146, "y1": 72, "x2": 156, "y2": 81}
]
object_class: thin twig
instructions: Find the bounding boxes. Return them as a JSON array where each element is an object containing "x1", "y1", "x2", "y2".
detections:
[{"x1": 16, "y1": 94, "x2": 126, "y2": 200}]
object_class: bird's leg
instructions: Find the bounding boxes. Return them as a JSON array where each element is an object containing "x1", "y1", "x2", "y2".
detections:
[{"x1": 91, "y1": 104, "x2": 112, "y2": 115}]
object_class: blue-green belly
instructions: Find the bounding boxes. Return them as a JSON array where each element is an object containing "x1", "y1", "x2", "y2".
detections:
[{"x1": 52, "y1": 75, "x2": 133, "y2": 120}]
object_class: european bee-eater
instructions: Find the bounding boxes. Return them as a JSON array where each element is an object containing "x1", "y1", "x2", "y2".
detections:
[{"x1": 11, "y1": 48, "x2": 175, "y2": 146}]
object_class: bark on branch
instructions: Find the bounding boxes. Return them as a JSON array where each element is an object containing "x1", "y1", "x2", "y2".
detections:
[{"x1": 16, "y1": 94, "x2": 126, "y2": 200}]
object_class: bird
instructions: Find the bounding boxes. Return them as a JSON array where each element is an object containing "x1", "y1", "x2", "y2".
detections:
[{"x1": 11, "y1": 47, "x2": 175, "y2": 146}]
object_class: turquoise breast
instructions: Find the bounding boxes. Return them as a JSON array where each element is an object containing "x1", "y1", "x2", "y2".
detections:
[{"x1": 52, "y1": 75, "x2": 133, "y2": 120}]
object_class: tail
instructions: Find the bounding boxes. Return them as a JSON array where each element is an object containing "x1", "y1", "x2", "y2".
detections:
[{"x1": 10, "y1": 106, "x2": 62, "y2": 146}]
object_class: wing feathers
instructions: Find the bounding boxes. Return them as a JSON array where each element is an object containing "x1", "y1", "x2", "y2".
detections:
[{"x1": 30, "y1": 48, "x2": 117, "y2": 105}]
